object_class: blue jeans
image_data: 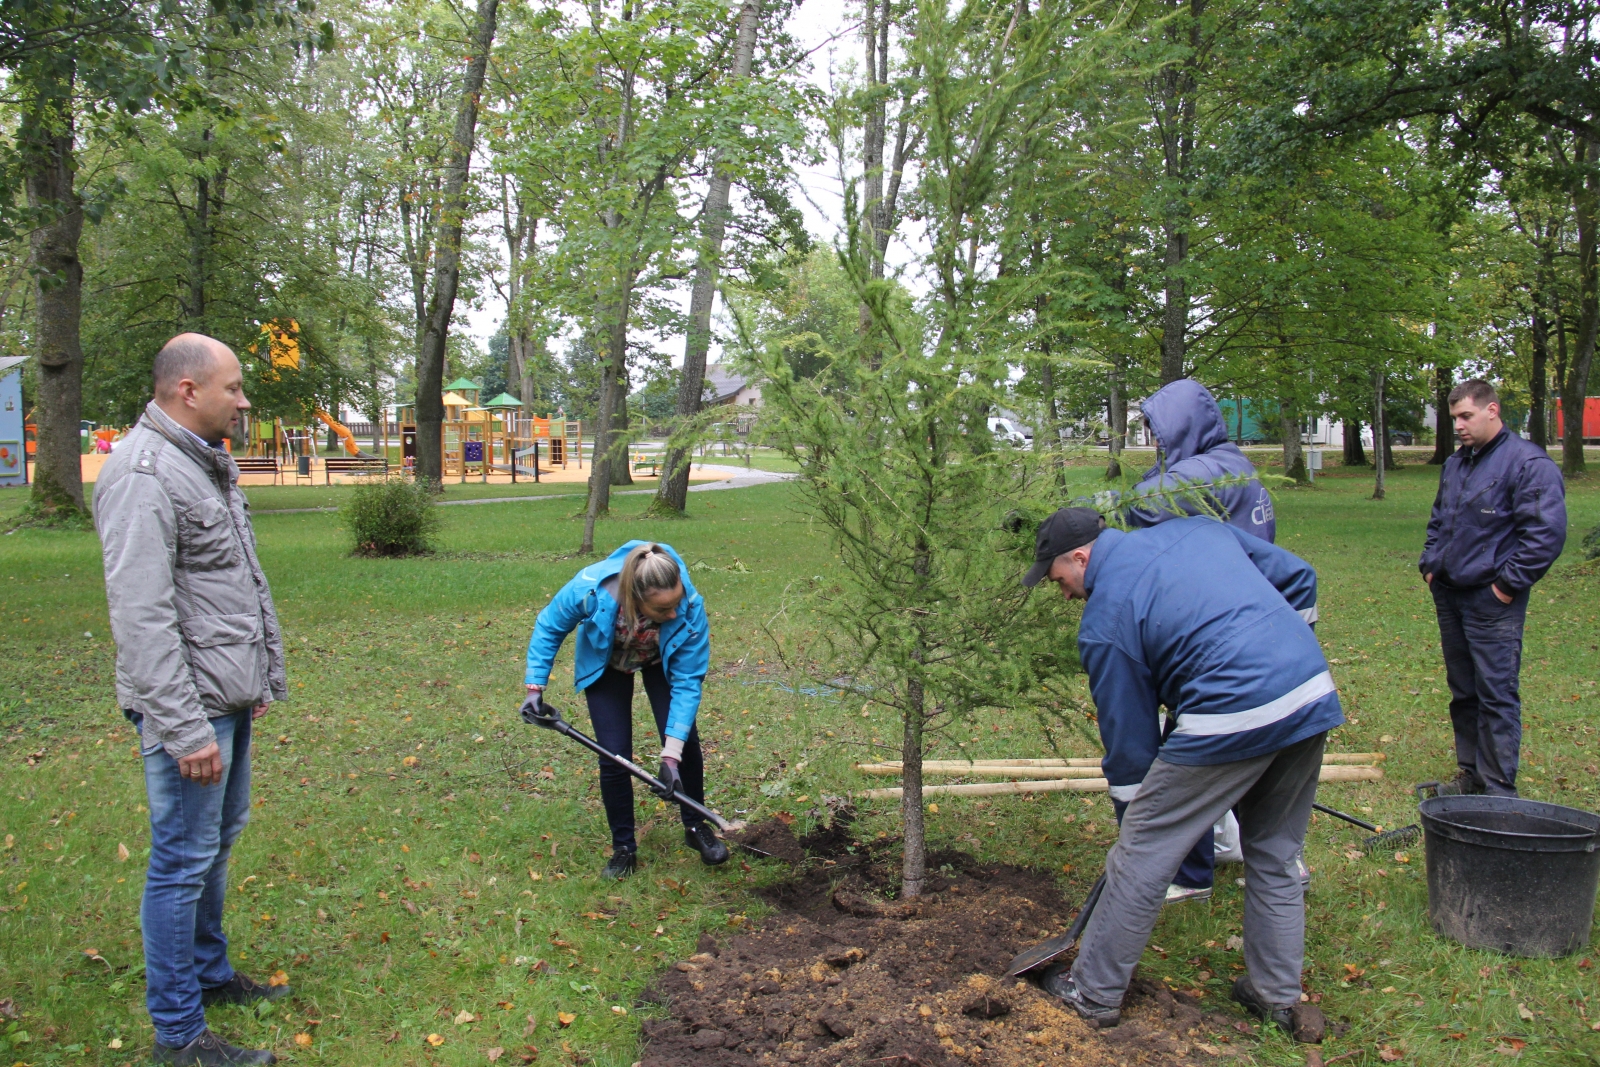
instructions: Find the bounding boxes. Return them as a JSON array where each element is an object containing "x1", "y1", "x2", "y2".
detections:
[
  {"x1": 129, "y1": 709, "x2": 253, "y2": 1048},
  {"x1": 1433, "y1": 581, "x2": 1529, "y2": 795},
  {"x1": 583, "y1": 665, "x2": 706, "y2": 850}
]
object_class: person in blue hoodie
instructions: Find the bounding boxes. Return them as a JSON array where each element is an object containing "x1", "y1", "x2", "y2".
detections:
[
  {"x1": 1122, "y1": 379, "x2": 1282, "y2": 904},
  {"x1": 1126, "y1": 379, "x2": 1276, "y2": 542},
  {"x1": 1023, "y1": 507, "x2": 1341, "y2": 1040},
  {"x1": 522, "y1": 541, "x2": 727, "y2": 878}
]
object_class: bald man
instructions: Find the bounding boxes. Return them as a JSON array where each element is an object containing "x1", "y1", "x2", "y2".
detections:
[{"x1": 94, "y1": 334, "x2": 289, "y2": 1065}]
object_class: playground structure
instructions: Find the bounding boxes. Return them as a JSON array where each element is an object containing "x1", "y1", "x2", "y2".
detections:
[{"x1": 394, "y1": 378, "x2": 585, "y2": 483}]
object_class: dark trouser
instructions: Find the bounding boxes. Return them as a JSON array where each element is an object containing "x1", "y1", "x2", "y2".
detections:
[
  {"x1": 1112, "y1": 798, "x2": 1214, "y2": 888},
  {"x1": 129, "y1": 709, "x2": 253, "y2": 1048},
  {"x1": 1432, "y1": 581, "x2": 1528, "y2": 796},
  {"x1": 1073, "y1": 732, "x2": 1326, "y2": 1008},
  {"x1": 583, "y1": 664, "x2": 706, "y2": 850}
]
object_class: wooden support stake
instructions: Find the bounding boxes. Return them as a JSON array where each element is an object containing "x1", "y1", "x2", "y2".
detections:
[
  {"x1": 854, "y1": 764, "x2": 1109, "y2": 779},
  {"x1": 855, "y1": 765, "x2": 1382, "y2": 801}
]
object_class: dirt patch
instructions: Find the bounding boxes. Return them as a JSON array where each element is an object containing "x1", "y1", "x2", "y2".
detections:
[
  {"x1": 643, "y1": 823, "x2": 1259, "y2": 1066},
  {"x1": 730, "y1": 818, "x2": 806, "y2": 867}
]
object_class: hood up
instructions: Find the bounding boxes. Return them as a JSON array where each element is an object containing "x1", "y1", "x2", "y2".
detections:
[{"x1": 1140, "y1": 379, "x2": 1231, "y2": 463}]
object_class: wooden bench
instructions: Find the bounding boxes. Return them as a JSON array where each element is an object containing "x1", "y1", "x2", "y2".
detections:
[
  {"x1": 631, "y1": 451, "x2": 665, "y2": 476},
  {"x1": 324, "y1": 456, "x2": 389, "y2": 484},
  {"x1": 233, "y1": 456, "x2": 280, "y2": 484}
]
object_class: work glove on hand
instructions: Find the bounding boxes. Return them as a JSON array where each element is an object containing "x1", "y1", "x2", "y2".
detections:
[
  {"x1": 520, "y1": 689, "x2": 549, "y2": 726},
  {"x1": 653, "y1": 756, "x2": 683, "y2": 801}
]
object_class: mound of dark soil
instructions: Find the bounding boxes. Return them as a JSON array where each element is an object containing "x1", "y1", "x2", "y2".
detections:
[{"x1": 643, "y1": 820, "x2": 1260, "y2": 1066}]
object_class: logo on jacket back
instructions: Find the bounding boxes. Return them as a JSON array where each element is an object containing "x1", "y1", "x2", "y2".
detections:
[{"x1": 1251, "y1": 491, "x2": 1274, "y2": 527}]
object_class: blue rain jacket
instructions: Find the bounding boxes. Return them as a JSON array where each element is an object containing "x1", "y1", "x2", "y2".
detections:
[
  {"x1": 524, "y1": 541, "x2": 710, "y2": 742},
  {"x1": 1078, "y1": 518, "x2": 1342, "y2": 802},
  {"x1": 1419, "y1": 427, "x2": 1567, "y2": 595},
  {"x1": 1127, "y1": 379, "x2": 1276, "y2": 543}
]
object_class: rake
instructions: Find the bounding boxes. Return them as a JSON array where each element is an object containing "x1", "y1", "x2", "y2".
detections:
[{"x1": 1312, "y1": 802, "x2": 1420, "y2": 852}]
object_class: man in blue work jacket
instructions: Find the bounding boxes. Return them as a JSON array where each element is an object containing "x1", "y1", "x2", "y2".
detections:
[
  {"x1": 1420, "y1": 379, "x2": 1566, "y2": 797},
  {"x1": 1023, "y1": 507, "x2": 1342, "y2": 1038}
]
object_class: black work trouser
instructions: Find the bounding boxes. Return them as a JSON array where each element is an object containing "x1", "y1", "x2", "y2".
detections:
[
  {"x1": 1432, "y1": 581, "x2": 1529, "y2": 796},
  {"x1": 583, "y1": 664, "x2": 706, "y2": 849}
]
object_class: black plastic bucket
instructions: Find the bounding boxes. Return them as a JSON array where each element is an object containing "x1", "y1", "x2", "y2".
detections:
[{"x1": 1421, "y1": 795, "x2": 1600, "y2": 957}]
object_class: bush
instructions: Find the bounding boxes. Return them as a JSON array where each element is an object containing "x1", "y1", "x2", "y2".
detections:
[
  {"x1": 1584, "y1": 524, "x2": 1600, "y2": 562},
  {"x1": 341, "y1": 478, "x2": 441, "y2": 557}
]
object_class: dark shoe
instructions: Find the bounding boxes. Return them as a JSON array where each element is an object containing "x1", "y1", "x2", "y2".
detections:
[
  {"x1": 1436, "y1": 770, "x2": 1484, "y2": 797},
  {"x1": 200, "y1": 973, "x2": 291, "y2": 1008},
  {"x1": 1041, "y1": 965, "x2": 1120, "y2": 1028},
  {"x1": 1231, "y1": 976, "x2": 1293, "y2": 1036},
  {"x1": 685, "y1": 823, "x2": 730, "y2": 866},
  {"x1": 151, "y1": 1029, "x2": 276, "y2": 1065},
  {"x1": 601, "y1": 845, "x2": 637, "y2": 880}
]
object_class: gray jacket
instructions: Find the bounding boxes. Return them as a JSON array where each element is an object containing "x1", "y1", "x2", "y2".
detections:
[{"x1": 94, "y1": 401, "x2": 287, "y2": 758}]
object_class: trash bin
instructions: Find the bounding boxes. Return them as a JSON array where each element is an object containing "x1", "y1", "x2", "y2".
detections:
[
  {"x1": 297, "y1": 455, "x2": 311, "y2": 479},
  {"x1": 1305, "y1": 449, "x2": 1323, "y2": 483}
]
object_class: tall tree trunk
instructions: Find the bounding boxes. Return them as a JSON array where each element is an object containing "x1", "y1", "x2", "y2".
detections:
[
  {"x1": 900, "y1": 545, "x2": 931, "y2": 900},
  {"x1": 1280, "y1": 400, "x2": 1306, "y2": 483},
  {"x1": 1343, "y1": 419, "x2": 1365, "y2": 466},
  {"x1": 1154, "y1": 0, "x2": 1200, "y2": 386},
  {"x1": 609, "y1": 378, "x2": 632, "y2": 486},
  {"x1": 581, "y1": 278, "x2": 636, "y2": 553},
  {"x1": 1371, "y1": 371, "x2": 1387, "y2": 500},
  {"x1": 1429, "y1": 364, "x2": 1454, "y2": 463},
  {"x1": 22, "y1": 58, "x2": 87, "y2": 520},
  {"x1": 654, "y1": 0, "x2": 761, "y2": 514},
  {"x1": 1106, "y1": 359, "x2": 1126, "y2": 480},
  {"x1": 1530, "y1": 304, "x2": 1550, "y2": 449},
  {"x1": 1160, "y1": 228, "x2": 1188, "y2": 384},
  {"x1": 415, "y1": 0, "x2": 499, "y2": 489},
  {"x1": 1561, "y1": 139, "x2": 1598, "y2": 477}
]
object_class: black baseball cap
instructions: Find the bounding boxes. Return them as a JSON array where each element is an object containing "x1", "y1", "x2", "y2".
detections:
[{"x1": 1023, "y1": 507, "x2": 1105, "y2": 587}]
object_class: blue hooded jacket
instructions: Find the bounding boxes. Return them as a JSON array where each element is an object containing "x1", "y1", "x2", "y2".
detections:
[
  {"x1": 1419, "y1": 427, "x2": 1566, "y2": 595},
  {"x1": 524, "y1": 541, "x2": 710, "y2": 742},
  {"x1": 1127, "y1": 380, "x2": 1276, "y2": 544},
  {"x1": 1078, "y1": 518, "x2": 1342, "y2": 801}
]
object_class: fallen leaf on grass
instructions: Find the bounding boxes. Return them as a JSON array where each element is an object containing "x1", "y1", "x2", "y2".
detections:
[
  {"x1": 403, "y1": 756, "x2": 420, "y2": 768},
  {"x1": 1344, "y1": 850, "x2": 1364, "y2": 860},
  {"x1": 268, "y1": 970, "x2": 290, "y2": 987},
  {"x1": 456, "y1": 1009, "x2": 478, "y2": 1025},
  {"x1": 557, "y1": 1012, "x2": 576, "y2": 1027},
  {"x1": 1379, "y1": 1046, "x2": 1402, "y2": 1061},
  {"x1": 427, "y1": 1033, "x2": 445, "y2": 1046},
  {"x1": 487, "y1": 1048, "x2": 505, "y2": 1063},
  {"x1": 116, "y1": 842, "x2": 129, "y2": 862},
  {"x1": 1517, "y1": 1004, "x2": 1534, "y2": 1021},
  {"x1": 524, "y1": 1015, "x2": 538, "y2": 1036},
  {"x1": 108, "y1": 1038, "x2": 123, "y2": 1049},
  {"x1": 294, "y1": 1033, "x2": 313, "y2": 1048},
  {"x1": 611, "y1": 1006, "x2": 627, "y2": 1015}
]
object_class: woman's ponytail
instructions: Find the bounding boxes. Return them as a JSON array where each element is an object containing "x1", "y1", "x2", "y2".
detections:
[{"x1": 617, "y1": 543, "x2": 682, "y2": 627}]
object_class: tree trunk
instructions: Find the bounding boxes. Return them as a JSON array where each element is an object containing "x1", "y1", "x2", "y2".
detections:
[
  {"x1": 1106, "y1": 360, "x2": 1126, "y2": 480},
  {"x1": 414, "y1": 0, "x2": 499, "y2": 489},
  {"x1": 900, "y1": 544, "x2": 932, "y2": 901},
  {"x1": 1560, "y1": 138, "x2": 1598, "y2": 478},
  {"x1": 1429, "y1": 364, "x2": 1454, "y2": 463},
  {"x1": 1160, "y1": 227, "x2": 1187, "y2": 384},
  {"x1": 1280, "y1": 401, "x2": 1306, "y2": 483},
  {"x1": 609, "y1": 379, "x2": 633, "y2": 486},
  {"x1": 1343, "y1": 419, "x2": 1365, "y2": 466},
  {"x1": 1371, "y1": 371, "x2": 1386, "y2": 500},
  {"x1": 654, "y1": 0, "x2": 762, "y2": 514},
  {"x1": 581, "y1": 304, "x2": 628, "y2": 554},
  {"x1": 22, "y1": 58, "x2": 87, "y2": 520},
  {"x1": 1530, "y1": 304, "x2": 1549, "y2": 449}
]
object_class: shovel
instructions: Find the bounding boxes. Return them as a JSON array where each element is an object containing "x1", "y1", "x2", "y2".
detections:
[
  {"x1": 521, "y1": 697, "x2": 770, "y2": 857},
  {"x1": 1006, "y1": 873, "x2": 1106, "y2": 977}
]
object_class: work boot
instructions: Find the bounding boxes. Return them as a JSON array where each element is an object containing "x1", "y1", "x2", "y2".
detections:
[
  {"x1": 601, "y1": 845, "x2": 637, "y2": 881},
  {"x1": 151, "y1": 1029, "x2": 276, "y2": 1065},
  {"x1": 200, "y1": 973, "x2": 292, "y2": 1008},
  {"x1": 1041, "y1": 965, "x2": 1121, "y2": 1028},
  {"x1": 1436, "y1": 769, "x2": 1484, "y2": 796},
  {"x1": 1164, "y1": 883, "x2": 1212, "y2": 906},
  {"x1": 1231, "y1": 976, "x2": 1293, "y2": 1036},
  {"x1": 685, "y1": 823, "x2": 730, "y2": 866}
]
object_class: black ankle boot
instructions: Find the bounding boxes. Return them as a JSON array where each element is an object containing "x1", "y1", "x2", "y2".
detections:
[
  {"x1": 601, "y1": 845, "x2": 637, "y2": 880},
  {"x1": 685, "y1": 823, "x2": 729, "y2": 866},
  {"x1": 152, "y1": 1029, "x2": 276, "y2": 1065}
]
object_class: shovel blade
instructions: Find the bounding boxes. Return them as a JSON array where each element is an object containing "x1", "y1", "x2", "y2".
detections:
[{"x1": 1006, "y1": 931, "x2": 1079, "y2": 977}]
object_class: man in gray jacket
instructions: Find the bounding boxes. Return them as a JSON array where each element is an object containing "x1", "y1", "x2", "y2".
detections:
[{"x1": 95, "y1": 334, "x2": 289, "y2": 1066}]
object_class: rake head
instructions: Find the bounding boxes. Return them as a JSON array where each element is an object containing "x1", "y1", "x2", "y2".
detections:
[{"x1": 1361, "y1": 823, "x2": 1421, "y2": 853}]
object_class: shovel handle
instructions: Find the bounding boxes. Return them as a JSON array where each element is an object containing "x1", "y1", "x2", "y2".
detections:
[{"x1": 524, "y1": 701, "x2": 733, "y2": 833}]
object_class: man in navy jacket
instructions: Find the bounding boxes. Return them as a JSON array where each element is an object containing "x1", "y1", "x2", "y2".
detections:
[
  {"x1": 1420, "y1": 379, "x2": 1566, "y2": 797},
  {"x1": 1024, "y1": 508, "x2": 1342, "y2": 1037}
]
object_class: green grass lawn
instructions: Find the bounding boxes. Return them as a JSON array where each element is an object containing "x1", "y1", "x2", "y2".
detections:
[{"x1": 0, "y1": 461, "x2": 1597, "y2": 1066}]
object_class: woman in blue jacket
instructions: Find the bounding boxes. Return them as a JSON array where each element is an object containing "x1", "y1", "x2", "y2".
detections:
[{"x1": 523, "y1": 541, "x2": 726, "y2": 878}]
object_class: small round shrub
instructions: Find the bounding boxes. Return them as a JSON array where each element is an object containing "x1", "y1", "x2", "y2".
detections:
[{"x1": 342, "y1": 477, "x2": 441, "y2": 556}]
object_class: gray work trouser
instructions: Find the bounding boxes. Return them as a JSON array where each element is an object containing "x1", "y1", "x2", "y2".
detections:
[{"x1": 1071, "y1": 731, "x2": 1327, "y2": 1008}]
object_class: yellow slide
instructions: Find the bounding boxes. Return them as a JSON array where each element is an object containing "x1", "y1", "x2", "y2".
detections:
[{"x1": 313, "y1": 409, "x2": 368, "y2": 457}]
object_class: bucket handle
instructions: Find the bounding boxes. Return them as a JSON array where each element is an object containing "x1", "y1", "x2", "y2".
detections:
[{"x1": 1415, "y1": 781, "x2": 1442, "y2": 801}]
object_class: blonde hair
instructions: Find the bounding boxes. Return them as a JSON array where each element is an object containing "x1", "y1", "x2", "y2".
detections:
[{"x1": 617, "y1": 543, "x2": 682, "y2": 627}]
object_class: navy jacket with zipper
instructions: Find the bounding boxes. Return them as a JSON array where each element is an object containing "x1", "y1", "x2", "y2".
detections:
[
  {"x1": 1078, "y1": 518, "x2": 1343, "y2": 803},
  {"x1": 1419, "y1": 428, "x2": 1566, "y2": 595},
  {"x1": 1126, "y1": 379, "x2": 1276, "y2": 544}
]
